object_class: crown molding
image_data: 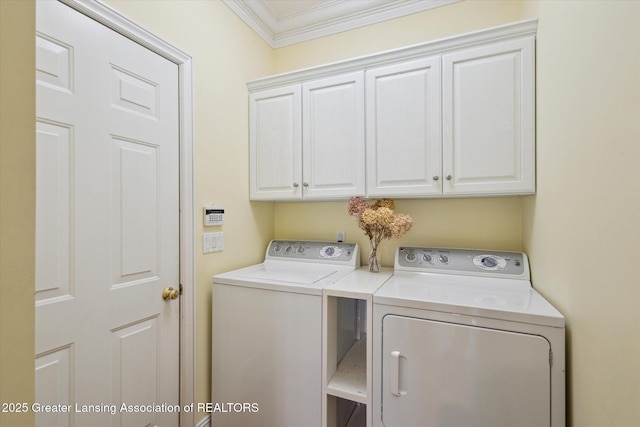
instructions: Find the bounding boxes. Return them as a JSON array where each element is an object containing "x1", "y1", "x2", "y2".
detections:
[
  {"x1": 247, "y1": 18, "x2": 538, "y2": 91},
  {"x1": 223, "y1": 0, "x2": 461, "y2": 48}
]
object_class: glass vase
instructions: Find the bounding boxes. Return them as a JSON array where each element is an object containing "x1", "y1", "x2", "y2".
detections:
[{"x1": 368, "y1": 240, "x2": 380, "y2": 272}]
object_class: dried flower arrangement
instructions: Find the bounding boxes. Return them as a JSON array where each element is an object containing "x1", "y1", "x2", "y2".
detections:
[{"x1": 347, "y1": 197, "x2": 413, "y2": 272}]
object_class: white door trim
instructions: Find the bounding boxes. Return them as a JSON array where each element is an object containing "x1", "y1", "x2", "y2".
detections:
[{"x1": 56, "y1": 1, "x2": 196, "y2": 425}]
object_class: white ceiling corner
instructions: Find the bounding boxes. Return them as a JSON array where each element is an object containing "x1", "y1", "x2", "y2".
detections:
[{"x1": 223, "y1": 0, "x2": 461, "y2": 48}]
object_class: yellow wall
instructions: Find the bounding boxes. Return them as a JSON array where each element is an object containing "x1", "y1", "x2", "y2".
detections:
[
  {"x1": 273, "y1": 0, "x2": 529, "y2": 72},
  {"x1": 275, "y1": 198, "x2": 523, "y2": 268},
  {"x1": 521, "y1": 1, "x2": 640, "y2": 426},
  {"x1": 0, "y1": 1, "x2": 35, "y2": 426}
]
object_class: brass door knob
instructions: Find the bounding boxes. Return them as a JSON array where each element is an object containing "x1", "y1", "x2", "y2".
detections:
[{"x1": 162, "y1": 287, "x2": 179, "y2": 301}]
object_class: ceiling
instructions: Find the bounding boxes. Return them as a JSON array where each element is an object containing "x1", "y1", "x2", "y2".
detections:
[{"x1": 223, "y1": 0, "x2": 461, "y2": 48}]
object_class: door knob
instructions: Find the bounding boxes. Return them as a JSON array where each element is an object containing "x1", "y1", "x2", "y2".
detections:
[{"x1": 162, "y1": 287, "x2": 179, "y2": 301}]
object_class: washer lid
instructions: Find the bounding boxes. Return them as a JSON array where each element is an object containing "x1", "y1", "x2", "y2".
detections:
[
  {"x1": 213, "y1": 260, "x2": 356, "y2": 295},
  {"x1": 242, "y1": 262, "x2": 339, "y2": 284},
  {"x1": 212, "y1": 240, "x2": 360, "y2": 296},
  {"x1": 374, "y1": 272, "x2": 564, "y2": 327}
]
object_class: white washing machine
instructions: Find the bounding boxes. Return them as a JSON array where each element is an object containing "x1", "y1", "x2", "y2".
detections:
[
  {"x1": 212, "y1": 240, "x2": 359, "y2": 427},
  {"x1": 373, "y1": 247, "x2": 565, "y2": 427}
]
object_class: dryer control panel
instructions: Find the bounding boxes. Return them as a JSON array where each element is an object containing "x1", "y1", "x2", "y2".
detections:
[
  {"x1": 396, "y1": 247, "x2": 529, "y2": 280},
  {"x1": 266, "y1": 240, "x2": 359, "y2": 266}
]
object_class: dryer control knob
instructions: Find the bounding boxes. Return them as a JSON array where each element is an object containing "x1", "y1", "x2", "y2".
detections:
[
  {"x1": 438, "y1": 254, "x2": 450, "y2": 264},
  {"x1": 481, "y1": 256, "x2": 498, "y2": 268},
  {"x1": 473, "y1": 254, "x2": 507, "y2": 270},
  {"x1": 405, "y1": 253, "x2": 417, "y2": 262}
]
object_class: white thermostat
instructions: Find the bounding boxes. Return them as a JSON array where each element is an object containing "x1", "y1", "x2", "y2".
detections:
[{"x1": 204, "y1": 206, "x2": 224, "y2": 226}]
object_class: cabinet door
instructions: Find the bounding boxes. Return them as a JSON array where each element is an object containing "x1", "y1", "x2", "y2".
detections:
[
  {"x1": 366, "y1": 58, "x2": 442, "y2": 197},
  {"x1": 249, "y1": 85, "x2": 302, "y2": 200},
  {"x1": 442, "y1": 37, "x2": 535, "y2": 195},
  {"x1": 302, "y1": 72, "x2": 365, "y2": 199}
]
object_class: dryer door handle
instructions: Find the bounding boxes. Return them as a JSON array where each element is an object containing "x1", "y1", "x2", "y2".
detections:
[{"x1": 390, "y1": 351, "x2": 406, "y2": 397}]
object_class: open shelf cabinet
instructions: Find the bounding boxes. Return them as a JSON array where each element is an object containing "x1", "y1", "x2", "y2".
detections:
[{"x1": 323, "y1": 268, "x2": 392, "y2": 427}]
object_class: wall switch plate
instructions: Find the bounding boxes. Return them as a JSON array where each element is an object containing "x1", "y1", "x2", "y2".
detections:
[{"x1": 203, "y1": 232, "x2": 223, "y2": 253}]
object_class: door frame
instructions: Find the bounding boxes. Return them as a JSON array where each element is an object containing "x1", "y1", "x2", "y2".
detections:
[{"x1": 54, "y1": 0, "x2": 196, "y2": 425}]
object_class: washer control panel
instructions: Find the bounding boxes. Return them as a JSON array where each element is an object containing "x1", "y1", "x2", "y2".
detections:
[
  {"x1": 267, "y1": 240, "x2": 358, "y2": 264},
  {"x1": 396, "y1": 247, "x2": 528, "y2": 278}
]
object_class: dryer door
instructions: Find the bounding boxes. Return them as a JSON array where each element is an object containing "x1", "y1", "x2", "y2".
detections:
[{"x1": 381, "y1": 315, "x2": 551, "y2": 427}]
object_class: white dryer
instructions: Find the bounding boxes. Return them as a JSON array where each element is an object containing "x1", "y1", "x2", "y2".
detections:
[
  {"x1": 212, "y1": 240, "x2": 359, "y2": 427},
  {"x1": 373, "y1": 247, "x2": 565, "y2": 427}
]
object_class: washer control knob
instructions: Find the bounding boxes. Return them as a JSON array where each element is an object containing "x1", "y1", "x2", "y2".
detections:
[
  {"x1": 285, "y1": 246, "x2": 293, "y2": 253},
  {"x1": 423, "y1": 254, "x2": 432, "y2": 263},
  {"x1": 273, "y1": 244, "x2": 282, "y2": 252},
  {"x1": 320, "y1": 245, "x2": 342, "y2": 258},
  {"x1": 297, "y1": 246, "x2": 305, "y2": 254},
  {"x1": 438, "y1": 254, "x2": 450, "y2": 264},
  {"x1": 405, "y1": 253, "x2": 417, "y2": 262}
]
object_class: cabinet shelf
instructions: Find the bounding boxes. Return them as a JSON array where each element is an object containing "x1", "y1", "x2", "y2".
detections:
[
  {"x1": 327, "y1": 333, "x2": 367, "y2": 404},
  {"x1": 324, "y1": 270, "x2": 394, "y2": 426}
]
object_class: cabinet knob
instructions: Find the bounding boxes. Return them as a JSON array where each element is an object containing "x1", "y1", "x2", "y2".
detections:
[
  {"x1": 293, "y1": 182, "x2": 299, "y2": 188},
  {"x1": 433, "y1": 175, "x2": 439, "y2": 181},
  {"x1": 446, "y1": 174, "x2": 452, "y2": 181},
  {"x1": 303, "y1": 182, "x2": 309, "y2": 187}
]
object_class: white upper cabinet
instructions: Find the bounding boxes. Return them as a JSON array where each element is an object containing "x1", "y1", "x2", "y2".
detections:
[
  {"x1": 303, "y1": 72, "x2": 365, "y2": 200},
  {"x1": 366, "y1": 57, "x2": 442, "y2": 197},
  {"x1": 442, "y1": 37, "x2": 535, "y2": 195},
  {"x1": 249, "y1": 73, "x2": 365, "y2": 201},
  {"x1": 248, "y1": 19, "x2": 537, "y2": 201},
  {"x1": 249, "y1": 85, "x2": 301, "y2": 200}
]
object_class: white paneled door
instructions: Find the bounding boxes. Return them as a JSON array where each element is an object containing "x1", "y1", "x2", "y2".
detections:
[{"x1": 35, "y1": 1, "x2": 180, "y2": 426}]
